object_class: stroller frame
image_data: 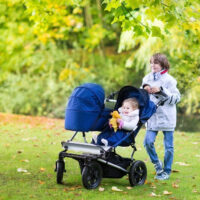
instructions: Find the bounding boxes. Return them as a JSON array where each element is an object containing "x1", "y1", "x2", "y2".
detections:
[
  {"x1": 55, "y1": 128, "x2": 146, "y2": 189},
  {"x1": 55, "y1": 87, "x2": 168, "y2": 189}
]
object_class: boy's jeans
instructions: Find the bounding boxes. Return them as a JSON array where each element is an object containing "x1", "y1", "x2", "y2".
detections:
[{"x1": 143, "y1": 130, "x2": 174, "y2": 175}]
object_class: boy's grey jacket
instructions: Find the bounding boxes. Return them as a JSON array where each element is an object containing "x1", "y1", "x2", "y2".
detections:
[{"x1": 142, "y1": 72, "x2": 181, "y2": 131}]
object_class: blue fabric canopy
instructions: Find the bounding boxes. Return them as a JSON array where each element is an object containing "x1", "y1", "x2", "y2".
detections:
[{"x1": 65, "y1": 83, "x2": 111, "y2": 132}]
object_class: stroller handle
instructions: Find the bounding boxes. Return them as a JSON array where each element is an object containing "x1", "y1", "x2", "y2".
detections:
[
  {"x1": 154, "y1": 90, "x2": 169, "y2": 107},
  {"x1": 105, "y1": 91, "x2": 118, "y2": 103}
]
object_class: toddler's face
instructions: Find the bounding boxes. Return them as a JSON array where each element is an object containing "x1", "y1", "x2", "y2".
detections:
[
  {"x1": 121, "y1": 102, "x2": 135, "y2": 115},
  {"x1": 150, "y1": 59, "x2": 162, "y2": 73}
]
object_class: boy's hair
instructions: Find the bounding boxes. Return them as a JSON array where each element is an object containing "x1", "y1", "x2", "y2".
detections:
[
  {"x1": 123, "y1": 98, "x2": 139, "y2": 109},
  {"x1": 150, "y1": 53, "x2": 170, "y2": 70}
]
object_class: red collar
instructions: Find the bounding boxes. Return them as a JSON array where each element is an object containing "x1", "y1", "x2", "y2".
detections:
[{"x1": 160, "y1": 69, "x2": 168, "y2": 74}]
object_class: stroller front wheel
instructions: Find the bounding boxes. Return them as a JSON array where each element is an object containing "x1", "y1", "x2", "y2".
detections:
[
  {"x1": 56, "y1": 161, "x2": 65, "y2": 184},
  {"x1": 82, "y1": 161, "x2": 102, "y2": 189},
  {"x1": 129, "y1": 160, "x2": 147, "y2": 186}
]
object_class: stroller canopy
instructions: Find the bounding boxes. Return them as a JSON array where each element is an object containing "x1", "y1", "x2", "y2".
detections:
[
  {"x1": 114, "y1": 86, "x2": 156, "y2": 123},
  {"x1": 65, "y1": 83, "x2": 111, "y2": 132}
]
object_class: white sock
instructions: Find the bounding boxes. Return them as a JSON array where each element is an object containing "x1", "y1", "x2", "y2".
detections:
[
  {"x1": 92, "y1": 134, "x2": 98, "y2": 144},
  {"x1": 101, "y1": 139, "x2": 108, "y2": 146}
]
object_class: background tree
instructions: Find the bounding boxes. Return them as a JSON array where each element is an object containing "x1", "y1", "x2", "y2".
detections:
[{"x1": 0, "y1": 0, "x2": 199, "y2": 119}]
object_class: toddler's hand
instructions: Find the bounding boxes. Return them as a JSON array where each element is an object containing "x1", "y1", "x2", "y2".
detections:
[
  {"x1": 109, "y1": 120, "x2": 113, "y2": 129},
  {"x1": 117, "y1": 119, "x2": 124, "y2": 129}
]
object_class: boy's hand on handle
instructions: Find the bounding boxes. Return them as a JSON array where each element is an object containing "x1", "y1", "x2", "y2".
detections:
[
  {"x1": 144, "y1": 85, "x2": 161, "y2": 94},
  {"x1": 151, "y1": 87, "x2": 161, "y2": 94},
  {"x1": 144, "y1": 85, "x2": 151, "y2": 94},
  {"x1": 117, "y1": 118, "x2": 124, "y2": 129}
]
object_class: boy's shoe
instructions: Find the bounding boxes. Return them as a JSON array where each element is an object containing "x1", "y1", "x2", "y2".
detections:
[
  {"x1": 155, "y1": 172, "x2": 170, "y2": 180},
  {"x1": 101, "y1": 139, "x2": 108, "y2": 146},
  {"x1": 154, "y1": 160, "x2": 163, "y2": 175}
]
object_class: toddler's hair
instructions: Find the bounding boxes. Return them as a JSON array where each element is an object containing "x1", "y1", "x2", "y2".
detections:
[
  {"x1": 123, "y1": 98, "x2": 139, "y2": 109},
  {"x1": 150, "y1": 53, "x2": 170, "y2": 70}
]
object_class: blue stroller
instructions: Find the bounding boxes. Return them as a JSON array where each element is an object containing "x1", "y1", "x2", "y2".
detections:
[{"x1": 55, "y1": 83, "x2": 167, "y2": 189}]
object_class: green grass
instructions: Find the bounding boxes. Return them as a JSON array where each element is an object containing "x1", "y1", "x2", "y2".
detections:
[{"x1": 0, "y1": 113, "x2": 200, "y2": 200}]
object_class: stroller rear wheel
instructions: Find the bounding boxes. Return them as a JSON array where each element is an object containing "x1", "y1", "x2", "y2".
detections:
[
  {"x1": 82, "y1": 161, "x2": 102, "y2": 189},
  {"x1": 129, "y1": 160, "x2": 147, "y2": 186},
  {"x1": 56, "y1": 160, "x2": 65, "y2": 184}
]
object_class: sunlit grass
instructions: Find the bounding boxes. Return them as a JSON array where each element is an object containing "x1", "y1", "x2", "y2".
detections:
[{"x1": 0, "y1": 113, "x2": 200, "y2": 200}]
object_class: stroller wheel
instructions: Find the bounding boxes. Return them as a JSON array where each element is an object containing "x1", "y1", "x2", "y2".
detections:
[
  {"x1": 129, "y1": 160, "x2": 147, "y2": 186},
  {"x1": 82, "y1": 161, "x2": 102, "y2": 189},
  {"x1": 56, "y1": 161, "x2": 65, "y2": 184}
]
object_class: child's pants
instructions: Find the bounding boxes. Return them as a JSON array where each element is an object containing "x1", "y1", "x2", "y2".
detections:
[
  {"x1": 143, "y1": 130, "x2": 174, "y2": 174},
  {"x1": 96, "y1": 128, "x2": 133, "y2": 147}
]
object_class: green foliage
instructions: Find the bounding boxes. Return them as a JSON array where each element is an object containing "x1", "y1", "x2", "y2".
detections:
[{"x1": 0, "y1": 0, "x2": 199, "y2": 117}]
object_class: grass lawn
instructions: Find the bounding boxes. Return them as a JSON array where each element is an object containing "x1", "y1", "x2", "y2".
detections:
[{"x1": 0, "y1": 112, "x2": 200, "y2": 200}]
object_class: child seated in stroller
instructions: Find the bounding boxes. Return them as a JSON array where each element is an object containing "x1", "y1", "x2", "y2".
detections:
[{"x1": 93, "y1": 97, "x2": 140, "y2": 146}]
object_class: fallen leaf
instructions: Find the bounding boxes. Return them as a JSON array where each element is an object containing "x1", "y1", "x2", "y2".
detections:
[
  {"x1": 192, "y1": 142, "x2": 198, "y2": 144},
  {"x1": 17, "y1": 150, "x2": 23, "y2": 154},
  {"x1": 21, "y1": 159, "x2": 29, "y2": 163},
  {"x1": 172, "y1": 169, "x2": 180, "y2": 173},
  {"x1": 192, "y1": 184, "x2": 196, "y2": 187},
  {"x1": 126, "y1": 186, "x2": 132, "y2": 190},
  {"x1": 163, "y1": 190, "x2": 172, "y2": 195},
  {"x1": 40, "y1": 168, "x2": 45, "y2": 172},
  {"x1": 111, "y1": 186, "x2": 123, "y2": 192},
  {"x1": 175, "y1": 162, "x2": 190, "y2": 166},
  {"x1": 123, "y1": 192, "x2": 128, "y2": 194},
  {"x1": 17, "y1": 168, "x2": 28, "y2": 173},
  {"x1": 22, "y1": 138, "x2": 30, "y2": 141},
  {"x1": 192, "y1": 189, "x2": 198, "y2": 193},
  {"x1": 38, "y1": 180, "x2": 45, "y2": 185},
  {"x1": 99, "y1": 187, "x2": 105, "y2": 192},
  {"x1": 172, "y1": 183, "x2": 179, "y2": 188},
  {"x1": 149, "y1": 192, "x2": 158, "y2": 197}
]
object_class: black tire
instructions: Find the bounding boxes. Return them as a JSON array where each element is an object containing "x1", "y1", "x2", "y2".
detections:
[
  {"x1": 82, "y1": 161, "x2": 102, "y2": 189},
  {"x1": 56, "y1": 161, "x2": 65, "y2": 184},
  {"x1": 129, "y1": 160, "x2": 147, "y2": 186}
]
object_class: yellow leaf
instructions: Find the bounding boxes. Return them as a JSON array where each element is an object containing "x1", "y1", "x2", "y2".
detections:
[
  {"x1": 175, "y1": 162, "x2": 190, "y2": 166},
  {"x1": 99, "y1": 187, "x2": 105, "y2": 192},
  {"x1": 40, "y1": 168, "x2": 45, "y2": 172},
  {"x1": 172, "y1": 183, "x2": 179, "y2": 188},
  {"x1": 149, "y1": 192, "x2": 157, "y2": 197},
  {"x1": 163, "y1": 190, "x2": 172, "y2": 195},
  {"x1": 38, "y1": 180, "x2": 45, "y2": 185},
  {"x1": 21, "y1": 159, "x2": 29, "y2": 163},
  {"x1": 111, "y1": 186, "x2": 123, "y2": 192}
]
